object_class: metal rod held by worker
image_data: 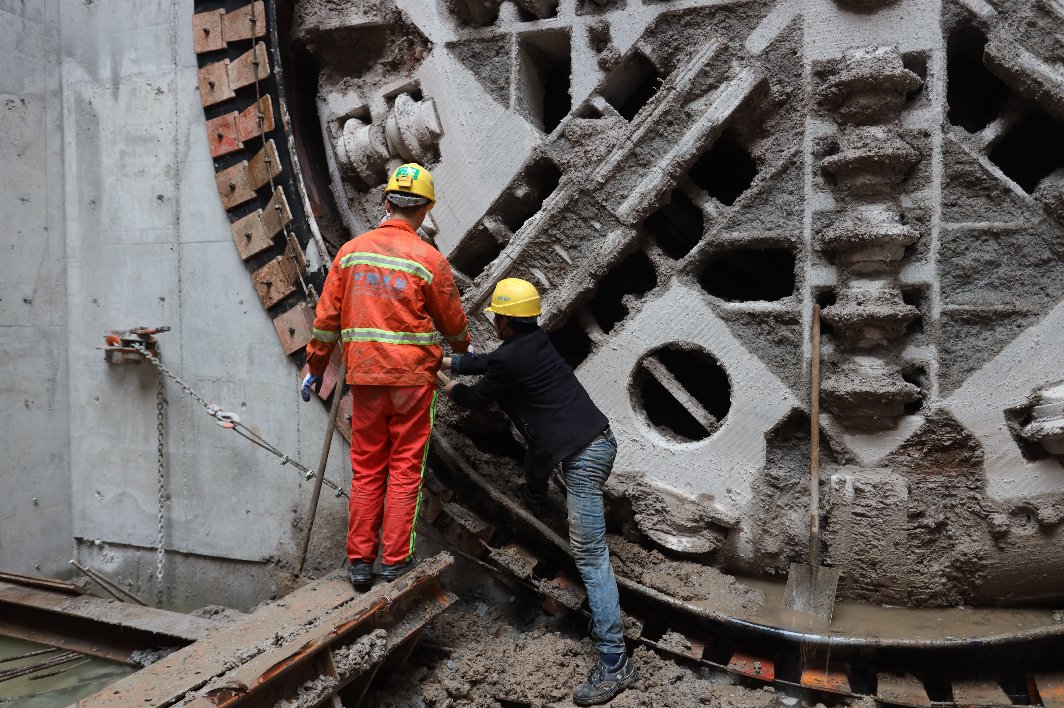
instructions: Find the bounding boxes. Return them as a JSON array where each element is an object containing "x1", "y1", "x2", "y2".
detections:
[{"x1": 294, "y1": 360, "x2": 347, "y2": 576}]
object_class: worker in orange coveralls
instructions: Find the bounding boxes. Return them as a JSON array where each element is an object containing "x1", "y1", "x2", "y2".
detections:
[{"x1": 301, "y1": 163, "x2": 470, "y2": 587}]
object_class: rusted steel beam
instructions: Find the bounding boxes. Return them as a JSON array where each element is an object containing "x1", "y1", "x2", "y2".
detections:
[
  {"x1": 0, "y1": 570, "x2": 86, "y2": 596},
  {"x1": 0, "y1": 579, "x2": 219, "y2": 664},
  {"x1": 77, "y1": 552, "x2": 456, "y2": 708}
]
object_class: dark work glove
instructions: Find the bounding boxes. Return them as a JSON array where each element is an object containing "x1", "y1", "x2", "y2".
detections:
[{"x1": 450, "y1": 352, "x2": 476, "y2": 375}]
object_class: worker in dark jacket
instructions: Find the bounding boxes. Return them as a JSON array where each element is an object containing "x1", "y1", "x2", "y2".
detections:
[{"x1": 442, "y1": 278, "x2": 636, "y2": 706}]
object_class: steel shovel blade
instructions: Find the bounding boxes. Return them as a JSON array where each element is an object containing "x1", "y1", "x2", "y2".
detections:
[{"x1": 782, "y1": 563, "x2": 840, "y2": 620}]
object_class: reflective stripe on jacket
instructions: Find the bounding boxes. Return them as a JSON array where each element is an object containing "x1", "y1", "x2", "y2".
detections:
[{"x1": 306, "y1": 220, "x2": 470, "y2": 386}]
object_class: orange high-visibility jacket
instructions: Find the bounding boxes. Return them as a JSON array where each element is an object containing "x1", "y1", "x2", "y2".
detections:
[{"x1": 306, "y1": 220, "x2": 470, "y2": 386}]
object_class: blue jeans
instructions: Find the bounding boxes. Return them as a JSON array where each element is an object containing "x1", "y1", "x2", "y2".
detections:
[{"x1": 560, "y1": 431, "x2": 626, "y2": 655}]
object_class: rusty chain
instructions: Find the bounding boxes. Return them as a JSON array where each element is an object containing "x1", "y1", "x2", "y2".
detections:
[
  {"x1": 249, "y1": 11, "x2": 316, "y2": 305},
  {"x1": 155, "y1": 369, "x2": 167, "y2": 609},
  {"x1": 129, "y1": 343, "x2": 348, "y2": 499}
]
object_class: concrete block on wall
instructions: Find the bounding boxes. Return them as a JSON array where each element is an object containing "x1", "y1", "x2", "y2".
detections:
[
  {"x1": 261, "y1": 186, "x2": 292, "y2": 237},
  {"x1": 229, "y1": 210, "x2": 273, "y2": 260},
  {"x1": 252, "y1": 253, "x2": 298, "y2": 308},
  {"x1": 336, "y1": 390, "x2": 353, "y2": 443},
  {"x1": 205, "y1": 112, "x2": 243, "y2": 158},
  {"x1": 223, "y1": 1, "x2": 267, "y2": 43},
  {"x1": 237, "y1": 96, "x2": 275, "y2": 142},
  {"x1": 214, "y1": 161, "x2": 256, "y2": 209},
  {"x1": 192, "y1": 9, "x2": 226, "y2": 54},
  {"x1": 198, "y1": 60, "x2": 234, "y2": 106},
  {"x1": 273, "y1": 303, "x2": 314, "y2": 354},
  {"x1": 247, "y1": 139, "x2": 281, "y2": 191},
  {"x1": 227, "y1": 43, "x2": 270, "y2": 91}
]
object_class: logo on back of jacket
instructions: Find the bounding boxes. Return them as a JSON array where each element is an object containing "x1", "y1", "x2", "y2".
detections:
[{"x1": 352, "y1": 270, "x2": 409, "y2": 300}]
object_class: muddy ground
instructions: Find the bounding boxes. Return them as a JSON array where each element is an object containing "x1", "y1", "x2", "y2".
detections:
[
  {"x1": 360, "y1": 587, "x2": 867, "y2": 708},
  {"x1": 358, "y1": 557, "x2": 854, "y2": 708},
  {"x1": 357, "y1": 574, "x2": 872, "y2": 708}
]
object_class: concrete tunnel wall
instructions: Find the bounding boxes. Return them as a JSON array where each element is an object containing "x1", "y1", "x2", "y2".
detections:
[{"x1": 0, "y1": 0, "x2": 350, "y2": 610}]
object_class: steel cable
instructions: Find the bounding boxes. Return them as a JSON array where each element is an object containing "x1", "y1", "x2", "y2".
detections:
[
  {"x1": 129, "y1": 343, "x2": 347, "y2": 499},
  {"x1": 155, "y1": 367, "x2": 166, "y2": 609}
]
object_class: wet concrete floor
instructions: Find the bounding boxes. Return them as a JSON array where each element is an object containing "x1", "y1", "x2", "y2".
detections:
[
  {"x1": 0, "y1": 636, "x2": 134, "y2": 707},
  {"x1": 734, "y1": 577, "x2": 1064, "y2": 642}
]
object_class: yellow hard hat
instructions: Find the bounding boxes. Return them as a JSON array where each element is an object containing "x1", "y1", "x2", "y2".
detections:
[
  {"x1": 485, "y1": 278, "x2": 541, "y2": 318},
  {"x1": 385, "y1": 163, "x2": 435, "y2": 209}
]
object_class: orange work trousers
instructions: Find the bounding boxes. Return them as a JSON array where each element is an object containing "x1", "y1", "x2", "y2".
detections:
[{"x1": 347, "y1": 384, "x2": 436, "y2": 566}]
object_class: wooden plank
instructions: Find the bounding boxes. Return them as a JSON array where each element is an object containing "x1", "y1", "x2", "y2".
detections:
[{"x1": 74, "y1": 555, "x2": 453, "y2": 707}]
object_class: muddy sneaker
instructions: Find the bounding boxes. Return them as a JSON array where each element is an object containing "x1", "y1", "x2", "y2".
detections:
[
  {"x1": 347, "y1": 561, "x2": 374, "y2": 587},
  {"x1": 380, "y1": 554, "x2": 421, "y2": 583},
  {"x1": 510, "y1": 482, "x2": 548, "y2": 516},
  {"x1": 572, "y1": 655, "x2": 638, "y2": 706}
]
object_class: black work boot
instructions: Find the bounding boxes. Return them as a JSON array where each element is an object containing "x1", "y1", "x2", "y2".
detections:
[
  {"x1": 347, "y1": 560, "x2": 374, "y2": 587},
  {"x1": 572, "y1": 655, "x2": 638, "y2": 706},
  {"x1": 510, "y1": 482, "x2": 548, "y2": 516},
  {"x1": 380, "y1": 554, "x2": 421, "y2": 582}
]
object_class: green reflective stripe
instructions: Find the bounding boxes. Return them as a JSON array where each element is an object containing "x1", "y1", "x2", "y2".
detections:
[
  {"x1": 340, "y1": 252, "x2": 434, "y2": 283},
  {"x1": 341, "y1": 328, "x2": 437, "y2": 345},
  {"x1": 312, "y1": 328, "x2": 340, "y2": 342},
  {"x1": 410, "y1": 390, "x2": 437, "y2": 559},
  {"x1": 443, "y1": 326, "x2": 468, "y2": 343}
]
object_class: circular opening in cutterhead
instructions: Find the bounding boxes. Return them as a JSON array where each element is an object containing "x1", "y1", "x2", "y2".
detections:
[{"x1": 632, "y1": 344, "x2": 731, "y2": 443}]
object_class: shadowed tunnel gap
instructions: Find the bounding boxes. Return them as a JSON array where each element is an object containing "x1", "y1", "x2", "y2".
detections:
[
  {"x1": 643, "y1": 189, "x2": 704, "y2": 260},
  {"x1": 638, "y1": 346, "x2": 731, "y2": 442},
  {"x1": 548, "y1": 314, "x2": 592, "y2": 370},
  {"x1": 463, "y1": 428, "x2": 527, "y2": 462},
  {"x1": 450, "y1": 157, "x2": 562, "y2": 279},
  {"x1": 946, "y1": 32, "x2": 1010, "y2": 134},
  {"x1": 588, "y1": 250, "x2": 657, "y2": 334},
  {"x1": 500, "y1": 158, "x2": 562, "y2": 234},
  {"x1": 689, "y1": 137, "x2": 758, "y2": 206},
  {"x1": 903, "y1": 366, "x2": 927, "y2": 415},
  {"x1": 989, "y1": 109, "x2": 1064, "y2": 193},
  {"x1": 604, "y1": 53, "x2": 664, "y2": 121},
  {"x1": 519, "y1": 31, "x2": 571, "y2": 133},
  {"x1": 699, "y1": 248, "x2": 796, "y2": 302},
  {"x1": 451, "y1": 225, "x2": 504, "y2": 280}
]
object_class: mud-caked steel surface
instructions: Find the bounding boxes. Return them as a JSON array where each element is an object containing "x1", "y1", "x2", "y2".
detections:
[
  {"x1": 287, "y1": 0, "x2": 1064, "y2": 608},
  {"x1": 75, "y1": 553, "x2": 456, "y2": 708},
  {"x1": 0, "y1": 579, "x2": 219, "y2": 664}
]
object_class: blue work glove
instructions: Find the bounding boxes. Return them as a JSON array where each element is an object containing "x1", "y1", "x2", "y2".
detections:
[
  {"x1": 301, "y1": 373, "x2": 323, "y2": 402},
  {"x1": 450, "y1": 352, "x2": 475, "y2": 375}
]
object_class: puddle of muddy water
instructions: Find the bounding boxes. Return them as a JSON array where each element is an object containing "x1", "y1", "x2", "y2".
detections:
[
  {"x1": 727, "y1": 577, "x2": 1064, "y2": 641},
  {"x1": 0, "y1": 636, "x2": 135, "y2": 707}
]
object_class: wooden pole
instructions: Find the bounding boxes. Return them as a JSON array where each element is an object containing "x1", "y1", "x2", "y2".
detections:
[
  {"x1": 294, "y1": 360, "x2": 347, "y2": 576},
  {"x1": 810, "y1": 304, "x2": 821, "y2": 572}
]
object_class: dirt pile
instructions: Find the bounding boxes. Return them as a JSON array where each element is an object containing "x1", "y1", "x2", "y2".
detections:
[
  {"x1": 363, "y1": 601, "x2": 799, "y2": 708},
  {"x1": 607, "y1": 535, "x2": 765, "y2": 618}
]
